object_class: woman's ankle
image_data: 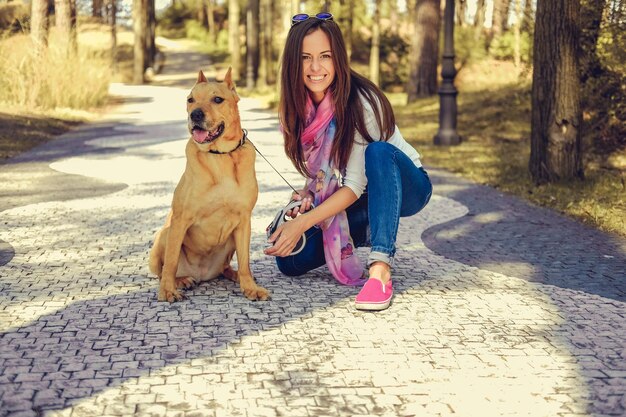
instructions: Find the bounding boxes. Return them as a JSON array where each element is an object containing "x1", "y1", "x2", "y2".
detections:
[{"x1": 369, "y1": 261, "x2": 391, "y2": 284}]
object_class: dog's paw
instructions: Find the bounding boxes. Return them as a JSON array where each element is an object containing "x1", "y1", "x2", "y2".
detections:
[
  {"x1": 222, "y1": 267, "x2": 239, "y2": 283},
  {"x1": 158, "y1": 286, "x2": 185, "y2": 303},
  {"x1": 242, "y1": 285, "x2": 271, "y2": 301},
  {"x1": 176, "y1": 276, "x2": 196, "y2": 289}
]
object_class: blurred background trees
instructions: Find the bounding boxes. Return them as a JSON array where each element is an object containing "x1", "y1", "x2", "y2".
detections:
[{"x1": 0, "y1": 0, "x2": 624, "y2": 186}]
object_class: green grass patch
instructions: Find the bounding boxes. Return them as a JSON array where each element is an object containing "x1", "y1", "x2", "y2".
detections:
[{"x1": 395, "y1": 60, "x2": 626, "y2": 237}]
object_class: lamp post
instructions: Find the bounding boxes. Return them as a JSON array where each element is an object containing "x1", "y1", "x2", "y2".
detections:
[{"x1": 434, "y1": 0, "x2": 462, "y2": 145}]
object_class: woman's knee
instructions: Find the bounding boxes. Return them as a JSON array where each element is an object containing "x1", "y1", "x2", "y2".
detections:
[
  {"x1": 365, "y1": 141, "x2": 394, "y2": 162},
  {"x1": 276, "y1": 257, "x2": 305, "y2": 277}
]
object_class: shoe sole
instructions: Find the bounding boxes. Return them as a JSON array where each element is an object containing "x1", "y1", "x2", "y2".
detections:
[{"x1": 355, "y1": 299, "x2": 391, "y2": 311}]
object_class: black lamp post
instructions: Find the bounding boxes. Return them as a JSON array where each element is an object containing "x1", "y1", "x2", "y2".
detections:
[{"x1": 434, "y1": 0, "x2": 462, "y2": 145}]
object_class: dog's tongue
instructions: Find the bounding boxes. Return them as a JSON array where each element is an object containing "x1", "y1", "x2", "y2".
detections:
[{"x1": 192, "y1": 129, "x2": 209, "y2": 143}]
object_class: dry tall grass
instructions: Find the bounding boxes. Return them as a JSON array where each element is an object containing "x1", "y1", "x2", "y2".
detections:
[{"x1": 0, "y1": 25, "x2": 134, "y2": 111}]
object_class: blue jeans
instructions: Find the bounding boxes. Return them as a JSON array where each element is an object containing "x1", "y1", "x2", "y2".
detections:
[{"x1": 276, "y1": 141, "x2": 432, "y2": 276}]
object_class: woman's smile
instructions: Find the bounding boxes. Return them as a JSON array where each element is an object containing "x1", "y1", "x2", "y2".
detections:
[{"x1": 302, "y1": 29, "x2": 335, "y2": 104}]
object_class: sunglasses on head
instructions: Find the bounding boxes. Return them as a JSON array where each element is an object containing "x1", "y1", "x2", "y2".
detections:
[{"x1": 291, "y1": 12, "x2": 334, "y2": 26}]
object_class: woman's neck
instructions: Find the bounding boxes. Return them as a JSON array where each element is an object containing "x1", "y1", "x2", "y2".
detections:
[{"x1": 310, "y1": 90, "x2": 325, "y2": 105}]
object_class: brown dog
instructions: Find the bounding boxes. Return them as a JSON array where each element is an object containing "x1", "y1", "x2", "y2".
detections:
[{"x1": 149, "y1": 68, "x2": 269, "y2": 302}]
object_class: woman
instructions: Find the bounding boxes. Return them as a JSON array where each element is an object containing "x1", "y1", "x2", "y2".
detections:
[{"x1": 264, "y1": 13, "x2": 432, "y2": 311}]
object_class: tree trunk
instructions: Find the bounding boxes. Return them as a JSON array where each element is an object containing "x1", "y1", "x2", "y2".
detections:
[
  {"x1": 474, "y1": 0, "x2": 486, "y2": 38},
  {"x1": 207, "y1": 0, "x2": 216, "y2": 42},
  {"x1": 258, "y1": 0, "x2": 274, "y2": 87},
  {"x1": 492, "y1": 0, "x2": 511, "y2": 36},
  {"x1": 456, "y1": 0, "x2": 466, "y2": 26},
  {"x1": 521, "y1": 0, "x2": 534, "y2": 33},
  {"x1": 529, "y1": 0, "x2": 583, "y2": 183},
  {"x1": 246, "y1": 0, "x2": 259, "y2": 89},
  {"x1": 31, "y1": 0, "x2": 49, "y2": 52},
  {"x1": 198, "y1": 0, "x2": 208, "y2": 27},
  {"x1": 55, "y1": 0, "x2": 77, "y2": 56},
  {"x1": 513, "y1": 0, "x2": 521, "y2": 73},
  {"x1": 390, "y1": 0, "x2": 399, "y2": 34},
  {"x1": 146, "y1": 0, "x2": 156, "y2": 70},
  {"x1": 369, "y1": 0, "x2": 381, "y2": 86},
  {"x1": 107, "y1": 0, "x2": 117, "y2": 68},
  {"x1": 407, "y1": 0, "x2": 440, "y2": 101},
  {"x1": 345, "y1": 0, "x2": 353, "y2": 61},
  {"x1": 579, "y1": 0, "x2": 608, "y2": 83},
  {"x1": 92, "y1": 0, "x2": 102, "y2": 18},
  {"x1": 228, "y1": 0, "x2": 241, "y2": 81},
  {"x1": 132, "y1": 0, "x2": 147, "y2": 84}
]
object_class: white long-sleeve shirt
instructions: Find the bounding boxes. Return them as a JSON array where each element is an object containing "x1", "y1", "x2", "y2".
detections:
[{"x1": 342, "y1": 96, "x2": 423, "y2": 198}]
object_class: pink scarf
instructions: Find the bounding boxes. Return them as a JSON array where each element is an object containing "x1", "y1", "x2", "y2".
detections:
[{"x1": 300, "y1": 93, "x2": 365, "y2": 285}]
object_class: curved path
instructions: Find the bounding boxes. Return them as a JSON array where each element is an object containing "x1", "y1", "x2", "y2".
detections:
[{"x1": 0, "y1": 40, "x2": 624, "y2": 417}]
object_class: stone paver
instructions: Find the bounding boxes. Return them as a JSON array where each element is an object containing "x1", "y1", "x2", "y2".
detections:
[{"x1": 0, "y1": 41, "x2": 625, "y2": 417}]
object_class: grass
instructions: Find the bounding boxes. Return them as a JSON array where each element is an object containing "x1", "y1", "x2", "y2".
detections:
[
  {"x1": 0, "y1": 22, "x2": 135, "y2": 160},
  {"x1": 393, "y1": 60, "x2": 626, "y2": 237}
]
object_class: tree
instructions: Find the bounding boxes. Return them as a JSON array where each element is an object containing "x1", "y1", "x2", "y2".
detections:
[
  {"x1": 579, "y1": 0, "x2": 608, "y2": 82},
  {"x1": 258, "y1": 0, "x2": 274, "y2": 87},
  {"x1": 31, "y1": 0, "x2": 49, "y2": 52},
  {"x1": 529, "y1": 0, "x2": 584, "y2": 183},
  {"x1": 246, "y1": 0, "x2": 259, "y2": 89},
  {"x1": 106, "y1": 0, "x2": 117, "y2": 67},
  {"x1": 456, "y1": 0, "x2": 466, "y2": 26},
  {"x1": 55, "y1": 0, "x2": 78, "y2": 56},
  {"x1": 369, "y1": 0, "x2": 381, "y2": 86},
  {"x1": 133, "y1": 0, "x2": 147, "y2": 84},
  {"x1": 474, "y1": 0, "x2": 487, "y2": 38},
  {"x1": 492, "y1": 0, "x2": 511, "y2": 37},
  {"x1": 228, "y1": 0, "x2": 241, "y2": 81},
  {"x1": 406, "y1": 0, "x2": 440, "y2": 101},
  {"x1": 93, "y1": 0, "x2": 103, "y2": 18}
]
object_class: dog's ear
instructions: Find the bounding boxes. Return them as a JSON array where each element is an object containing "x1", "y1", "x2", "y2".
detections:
[
  {"x1": 223, "y1": 67, "x2": 239, "y2": 102},
  {"x1": 197, "y1": 70, "x2": 208, "y2": 83}
]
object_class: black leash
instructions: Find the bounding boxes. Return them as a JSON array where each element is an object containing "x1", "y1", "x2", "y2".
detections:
[{"x1": 245, "y1": 130, "x2": 301, "y2": 195}]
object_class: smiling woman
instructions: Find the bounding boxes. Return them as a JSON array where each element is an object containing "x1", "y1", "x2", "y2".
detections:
[{"x1": 266, "y1": 15, "x2": 432, "y2": 311}]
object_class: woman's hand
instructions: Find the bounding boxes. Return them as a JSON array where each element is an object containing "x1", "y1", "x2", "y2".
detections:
[
  {"x1": 286, "y1": 190, "x2": 314, "y2": 218},
  {"x1": 264, "y1": 214, "x2": 309, "y2": 257}
]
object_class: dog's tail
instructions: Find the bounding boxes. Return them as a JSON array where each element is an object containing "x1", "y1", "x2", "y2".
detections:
[{"x1": 148, "y1": 231, "x2": 164, "y2": 278}]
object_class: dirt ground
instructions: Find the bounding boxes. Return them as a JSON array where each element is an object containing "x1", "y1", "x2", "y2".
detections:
[{"x1": 0, "y1": 112, "x2": 82, "y2": 162}]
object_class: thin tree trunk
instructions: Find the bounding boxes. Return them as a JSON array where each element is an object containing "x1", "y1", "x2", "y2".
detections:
[
  {"x1": 133, "y1": 0, "x2": 147, "y2": 84},
  {"x1": 146, "y1": 0, "x2": 156, "y2": 70},
  {"x1": 107, "y1": 0, "x2": 117, "y2": 69},
  {"x1": 246, "y1": 0, "x2": 259, "y2": 89},
  {"x1": 407, "y1": 0, "x2": 441, "y2": 101},
  {"x1": 228, "y1": 0, "x2": 241, "y2": 81},
  {"x1": 529, "y1": 0, "x2": 583, "y2": 183},
  {"x1": 207, "y1": 0, "x2": 216, "y2": 42},
  {"x1": 579, "y1": 0, "x2": 608, "y2": 83},
  {"x1": 521, "y1": 0, "x2": 533, "y2": 33},
  {"x1": 258, "y1": 0, "x2": 274, "y2": 87},
  {"x1": 513, "y1": 0, "x2": 521, "y2": 73},
  {"x1": 390, "y1": 0, "x2": 399, "y2": 34},
  {"x1": 369, "y1": 0, "x2": 381, "y2": 86},
  {"x1": 456, "y1": 0, "x2": 466, "y2": 26},
  {"x1": 474, "y1": 0, "x2": 486, "y2": 38},
  {"x1": 55, "y1": 0, "x2": 77, "y2": 55},
  {"x1": 31, "y1": 0, "x2": 49, "y2": 52},
  {"x1": 492, "y1": 0, "x2": 511, "y2": 37},
  {"x1": 92, "y1": 0, "x2": 102, "y2": 18}
]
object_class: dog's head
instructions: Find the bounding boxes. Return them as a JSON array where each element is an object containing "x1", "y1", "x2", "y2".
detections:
[{"x1": 187, "y1": 67, "x2": 241, "y2": 150}]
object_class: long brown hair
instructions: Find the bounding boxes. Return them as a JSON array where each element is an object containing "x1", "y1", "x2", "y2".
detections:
[{"x1": 279, "y1": 18, "x2": 396, "y2": 178}]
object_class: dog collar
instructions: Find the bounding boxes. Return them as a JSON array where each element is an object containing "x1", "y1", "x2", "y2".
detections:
[{"x1": 208, "y1": 129, "x2": 248, "y2": 154}]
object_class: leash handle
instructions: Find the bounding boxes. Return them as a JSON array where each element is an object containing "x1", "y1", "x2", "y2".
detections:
[{"x1": 247, "y1": 132, "x2": 301, "y2": 196}]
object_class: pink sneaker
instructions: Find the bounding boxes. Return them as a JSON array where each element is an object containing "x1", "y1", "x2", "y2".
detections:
[{"x1": 355, "y1": 278, "x2": 393, "y2": 311}]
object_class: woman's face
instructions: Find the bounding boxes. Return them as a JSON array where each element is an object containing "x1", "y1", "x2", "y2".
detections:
[{"x1": 301, "y1": 29, "x2": 335, "y2": 104}]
